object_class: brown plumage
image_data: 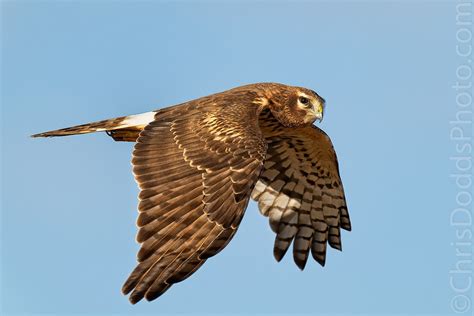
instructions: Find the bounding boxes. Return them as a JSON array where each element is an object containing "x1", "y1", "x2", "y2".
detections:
[{"x1": 33, "y1": 82, "x2": 351, "y2": 303}]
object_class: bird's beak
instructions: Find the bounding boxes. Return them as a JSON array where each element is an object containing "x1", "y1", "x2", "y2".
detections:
[{"x1": 314, "y1": 103, "x2": 324, "y2": 123}]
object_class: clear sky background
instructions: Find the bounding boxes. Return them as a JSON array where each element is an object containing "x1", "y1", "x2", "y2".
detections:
[{"x1": 1, "y1": 0, "x2": 468, "y2": 315}]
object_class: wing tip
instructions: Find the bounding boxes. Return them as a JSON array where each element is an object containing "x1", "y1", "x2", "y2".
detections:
[
  {"x1": 311, "y1": 249, "x2": 327, "y2": 267},
  {"x1": 294, "y1": 258, "x2": 307, "y2": 271},
  {"x1": 126, "y1": 283, "x2": 170, "y2": 304},
  {"x1": 273, "y1": 247, "x2": 286, "y2": 262},
  {"x1": 128, "y1": 292, "x2": 143, "y2": 305},
  {"x1": 342, "y1": 224, "x2": 352, "y2": 232},
  {"x1": 317, "y1": 258, "x2": 326, "y2": 267}
]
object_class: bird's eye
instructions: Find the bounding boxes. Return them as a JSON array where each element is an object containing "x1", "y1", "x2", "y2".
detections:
[{"x1": 299, "y1": 96, "x2": 310, "y2": 105}]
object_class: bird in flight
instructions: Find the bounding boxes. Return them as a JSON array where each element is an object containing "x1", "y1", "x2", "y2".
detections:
[{"x1": 33, "y1": 83, "x2": 351, "y2": 304}]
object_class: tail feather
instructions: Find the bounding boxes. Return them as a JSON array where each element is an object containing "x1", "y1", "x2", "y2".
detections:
[{"x1": 31, "y1": 112, "x2": 156, "y2": 142}]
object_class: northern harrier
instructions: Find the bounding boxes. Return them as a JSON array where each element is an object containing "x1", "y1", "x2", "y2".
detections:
[{"x1": 33, "y1": 83, "x2": 351, "y2": 303}]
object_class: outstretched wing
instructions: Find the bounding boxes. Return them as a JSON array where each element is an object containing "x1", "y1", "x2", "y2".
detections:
[
  {"x1": 252, "y1": 110, "x2": 351, "y2": 270},
  {"x1": 122, "y1": 95, "x2": 267, "y2": 303}
]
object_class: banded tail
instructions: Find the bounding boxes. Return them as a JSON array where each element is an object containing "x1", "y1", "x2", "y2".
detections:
[{"x1": 31, "y1": 111, "x2": 157, "y2": 142}]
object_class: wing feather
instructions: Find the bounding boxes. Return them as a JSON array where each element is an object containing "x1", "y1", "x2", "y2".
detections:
[
  {"x1": 252, "y1": 109, "x2": 351, "y2": 270},
  {"x1": 123, "y1": 94, "x2": 266, "y2": 303}
]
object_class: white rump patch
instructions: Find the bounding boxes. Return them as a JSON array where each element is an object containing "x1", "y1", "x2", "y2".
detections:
[{"x1": 122, "y1": 112, "x2": 156, "y2": 127}]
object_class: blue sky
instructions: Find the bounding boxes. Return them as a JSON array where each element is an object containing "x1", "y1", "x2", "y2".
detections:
[{"x1": 1, "y1": 0, "x2": 468, "y2": 315}]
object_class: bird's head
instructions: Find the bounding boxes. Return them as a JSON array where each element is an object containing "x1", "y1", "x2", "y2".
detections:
[{"x1": 263, "y1": 84, "x2": 325, "y2": 127}]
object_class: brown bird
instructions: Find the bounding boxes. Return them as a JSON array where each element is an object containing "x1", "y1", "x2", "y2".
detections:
[{"x1": 32, "y1": 82, "x2": 351, "y2": 304}]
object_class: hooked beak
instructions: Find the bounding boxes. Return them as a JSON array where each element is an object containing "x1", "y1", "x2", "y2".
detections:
[{"x1": 314, "y1": 102, "x2": 324, "y2": 123}]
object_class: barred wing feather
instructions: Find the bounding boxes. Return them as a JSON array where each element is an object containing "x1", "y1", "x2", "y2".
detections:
[
  {"x1": 123, "y1": 100, "x2": 266, "y2": 303},
  {"x1": 252, "y1": 110, "x2": 351, "y2": 270}
]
